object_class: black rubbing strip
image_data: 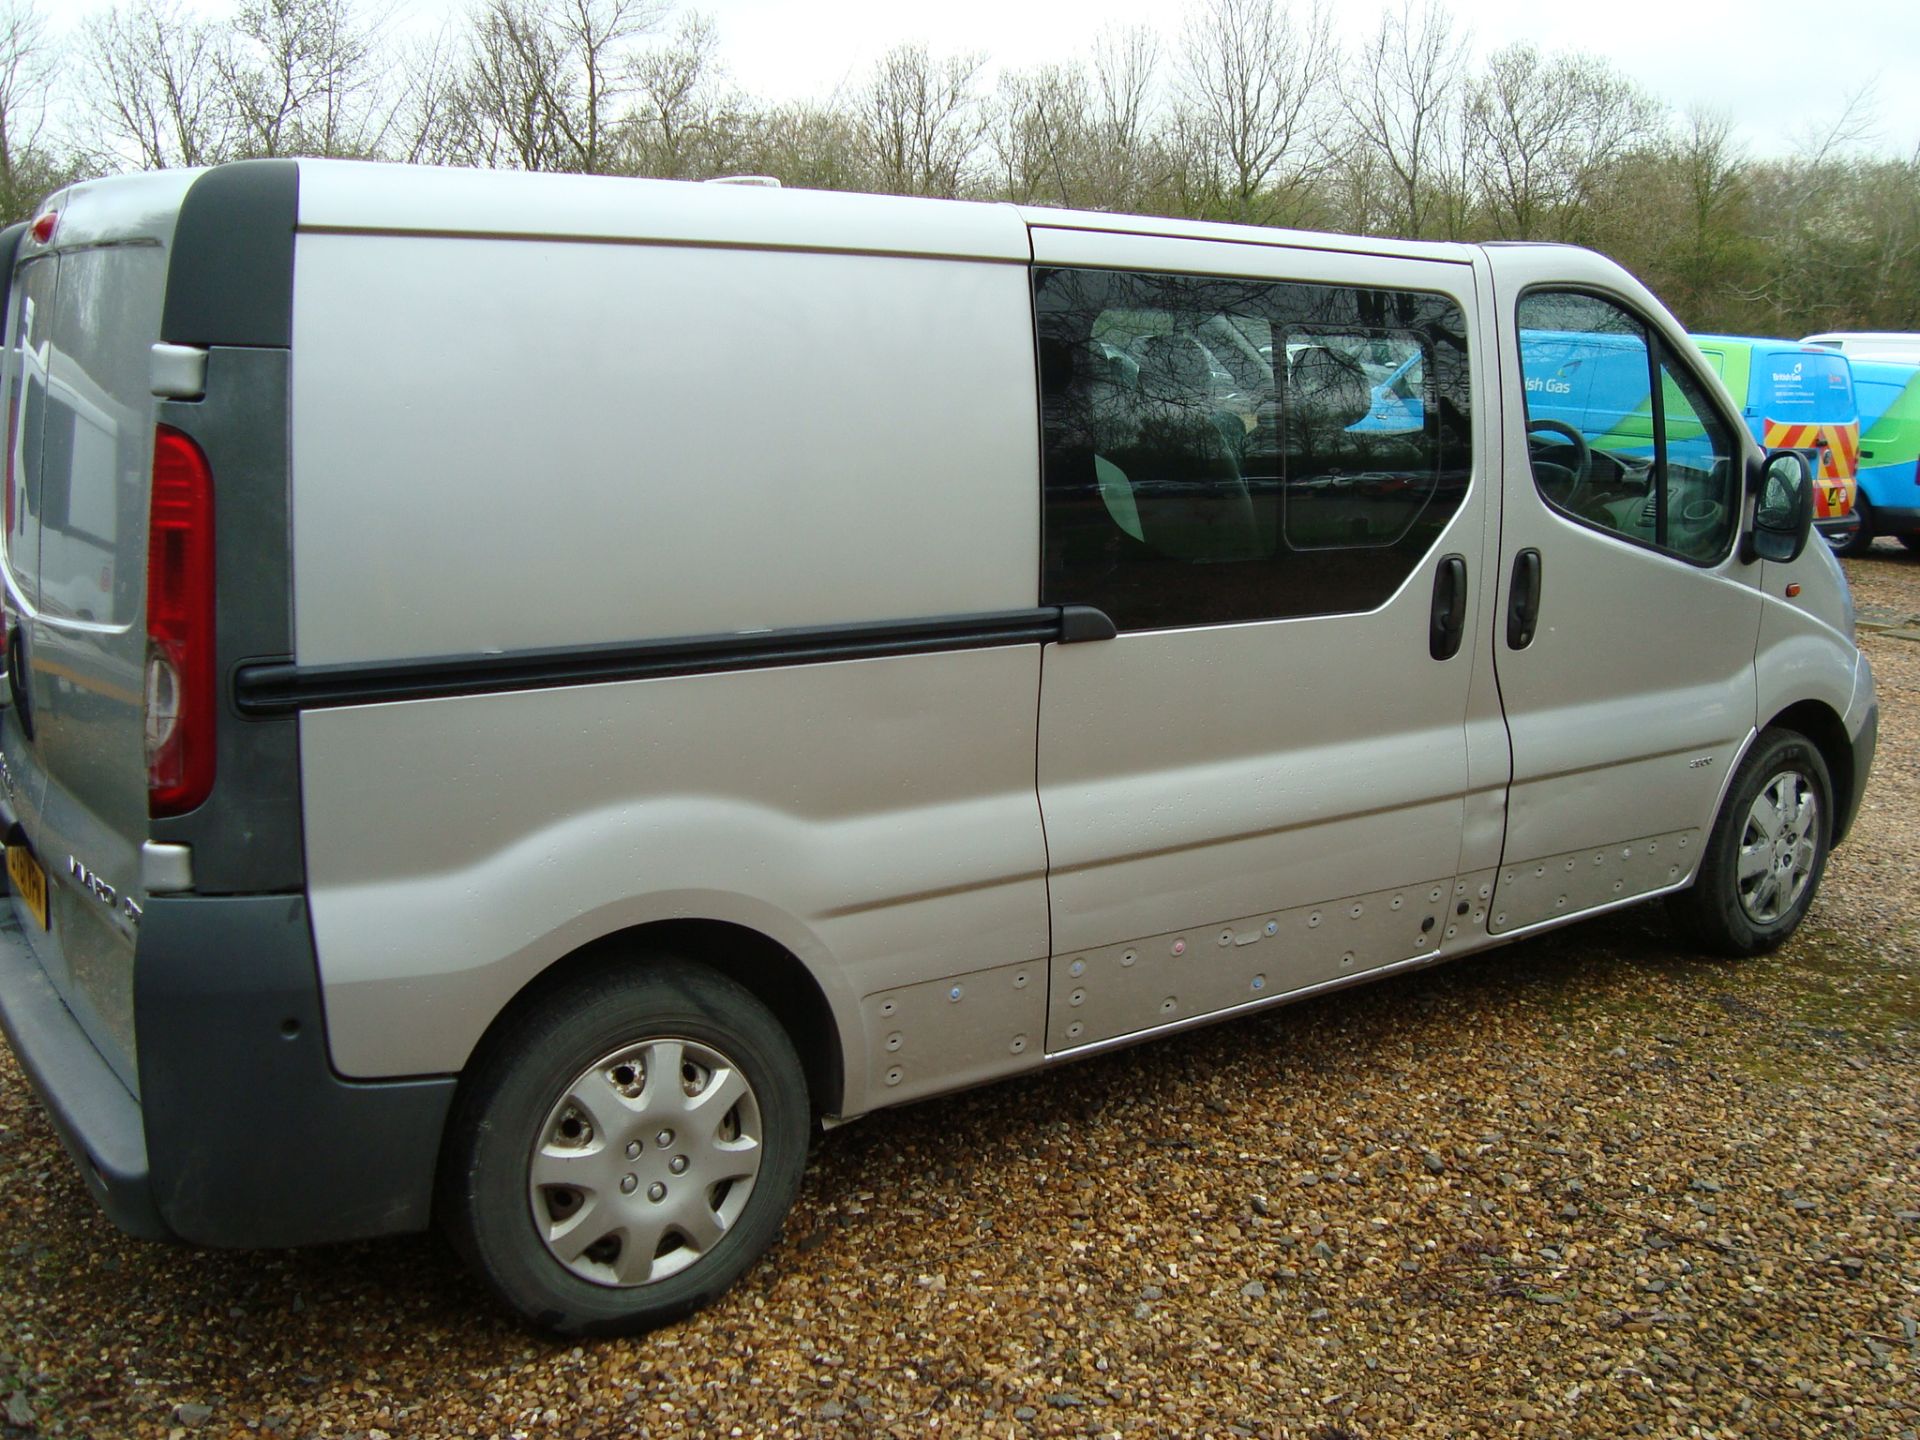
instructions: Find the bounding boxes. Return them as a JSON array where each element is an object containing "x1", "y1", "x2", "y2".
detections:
[
  {"x1": 233, "y1": 607, "x2": 1100, "y2": 714},
  {"x1": 162, "y1": 160, "x2": 299, "y2": 349}
]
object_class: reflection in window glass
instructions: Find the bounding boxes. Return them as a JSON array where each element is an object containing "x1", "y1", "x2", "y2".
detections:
[
  {"x1": 1283, "y1": 331, "x2": 1432, "y2": 549},
  {"x1": 1037, "y1": 268, "x2": 1472, "y2": 632},
  {"x1": 38, "y1": 245, "x2": 167, "y2": 626},
  {"x1": 1657, "y1": 358, "x2": 1739, "y2": 560},
  {"x1": 5, "y1": 256, "x2": 57, "y2": 608},
  {"x1": 1517, "y1": 292, "x2": 1736, "y2": 565}
]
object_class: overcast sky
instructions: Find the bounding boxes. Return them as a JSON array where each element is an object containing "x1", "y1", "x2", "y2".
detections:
[{"x1": 55, "y1": 0, "x2": 1920, "y2": 161}]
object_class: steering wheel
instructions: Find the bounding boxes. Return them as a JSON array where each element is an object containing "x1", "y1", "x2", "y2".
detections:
[{"x1": 1526, "y1": 419, "x2": 1592, "y2": 510}]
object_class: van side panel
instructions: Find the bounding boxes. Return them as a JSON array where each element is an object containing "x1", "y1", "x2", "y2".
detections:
[
  {"x1": 301, "y1": 646, "x2": 1050, "y2": 1108},
  {"x1": 290, "y1": 237, "x2": 1040, "y2": 665},
  {"x1": 291, "y1": 235, "x2": 1050, "y2": 1109}
]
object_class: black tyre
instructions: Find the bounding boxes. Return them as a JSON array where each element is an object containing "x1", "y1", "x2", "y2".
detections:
[
  {"x1": 1668, "y1": 728, "x2": 1832, "y2": 957},
  {"x1": 440, "y1": 959, "x2": 810, "y2": 1336},
  {"x1": 1900, "y1": 533, "x2": 1920, "y2": 555},
  {"x1": 1830, "y1": 496, "x2": 1876, "y2": 557}
]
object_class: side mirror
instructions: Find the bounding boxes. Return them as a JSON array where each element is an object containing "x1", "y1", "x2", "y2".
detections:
[{"x1": 1744, "y1": 448, "x2": 1814, "y2": 563}]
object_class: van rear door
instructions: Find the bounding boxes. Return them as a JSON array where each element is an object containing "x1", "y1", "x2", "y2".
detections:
[
  {"x1": 2, "y1": 172, "x2": 198, "y2": 1092},
  {"x1": 2, "y1": 232, "x2": 54, "y2": 890},
  {"x1": 1752, "y1": 344, "x2": 1859, "y2": 524}
]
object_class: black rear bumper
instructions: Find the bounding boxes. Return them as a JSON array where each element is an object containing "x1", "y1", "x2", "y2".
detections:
[
  {"x1": 0, "y1": 877, "x2": 457, "y2": 1249},
  {"x1": 0, "y1": 903, "x2": 169, "y2": 1240}
]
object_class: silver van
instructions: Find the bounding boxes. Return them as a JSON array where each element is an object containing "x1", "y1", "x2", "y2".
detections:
[
  {"x1": 0, "y1": 161, "x2": 1878, "y2": 1335},
  {"x1": 1801, "y1": 331, "x2": 1920, "y2": 365}
]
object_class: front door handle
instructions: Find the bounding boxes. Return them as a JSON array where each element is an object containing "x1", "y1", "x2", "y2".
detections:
[
  {"x1": 1429, "y1": 554, "x2": 1467, "y2": 660},
  {"x1": 1506, "y1": 548, "x2": 1542, "y2": 650}
]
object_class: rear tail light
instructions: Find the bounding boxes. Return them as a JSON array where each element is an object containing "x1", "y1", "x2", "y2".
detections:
[{"x1": 146, "y1": 426, "x2": 215, "y2": 816}]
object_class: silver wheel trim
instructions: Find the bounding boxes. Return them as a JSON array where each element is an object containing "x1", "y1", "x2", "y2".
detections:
[
  {"x1": 1736, "y1": 770, "x2": 1820, "y2": 925},
  {"x1": 528, "y1": 1036, "x2": 764, "y2": 1288}
]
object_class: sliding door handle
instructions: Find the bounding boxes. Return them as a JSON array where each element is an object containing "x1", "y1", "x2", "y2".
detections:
[
  {"x1": 1429, "y1": 554, "x2": 1467, "y2": 661},
  {"x1": 1506, "y1": 548, "x2": 1542, "y2": 650}
]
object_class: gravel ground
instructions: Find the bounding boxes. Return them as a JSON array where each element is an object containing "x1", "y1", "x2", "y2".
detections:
[{"x1": 4, "y1": 551, "x2": 1918, "y2": 1440}]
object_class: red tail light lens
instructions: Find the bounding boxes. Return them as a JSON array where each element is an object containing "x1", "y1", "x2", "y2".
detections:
[{"x1": 146, "y1": 425, "x2": 215, "y2": 816}]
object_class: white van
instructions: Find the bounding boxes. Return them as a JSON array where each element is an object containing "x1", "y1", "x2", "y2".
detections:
[
  {"x1": 0, "y1": 161, "x2": 1877, "y2": 1335},
  {"x1": 1801, "y1": 331, "x2": 1920, "y2": 365}
]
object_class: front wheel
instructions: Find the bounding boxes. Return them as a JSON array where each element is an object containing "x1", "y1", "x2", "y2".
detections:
[
  {"x1": 440, "y1": 959, "x2": 810, "y2": 1335},
  {"x1": 1668, "y1": 728, "x2": 1832, "y2": 956}
]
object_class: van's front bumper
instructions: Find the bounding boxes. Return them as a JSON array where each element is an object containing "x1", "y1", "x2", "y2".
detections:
[{"x1": 0, "y1": 879, "x2": 457, "y2": 1249}]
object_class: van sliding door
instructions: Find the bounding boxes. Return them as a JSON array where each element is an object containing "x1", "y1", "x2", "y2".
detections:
[{"x1": 1029, "y1": 226, "x2": 1500, "y2": 1055}]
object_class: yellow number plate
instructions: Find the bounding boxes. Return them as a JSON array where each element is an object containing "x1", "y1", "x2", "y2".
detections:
[{"x1": 6, "y1": 843, "x2": 49, "y2": 930}]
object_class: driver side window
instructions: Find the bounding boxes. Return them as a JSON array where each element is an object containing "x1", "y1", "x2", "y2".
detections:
[{"x1": 1518, "y1": 291, "x2": 1738, "y2": 566}]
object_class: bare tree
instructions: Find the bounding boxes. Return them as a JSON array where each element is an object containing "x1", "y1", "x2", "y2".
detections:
[
  {"x1": 0, "y1": 0, "x2": 71, "y2": 218},
  {"x1": 1463, "y1": 42, "x2": 1661, "y2": 240},
  {"x1": 222, "y1": 0, "x2": 385, "y2": 158},
  {"x1": 81, "y1": 0, "x2": 235, "y2": 170},
  {"x1": 733, "y1": 98, "x2": 864, "y2": 191},
  {"x1": 990, "y1": 62, "x2": 1093, "y2": 207},
  {"x1": 1665, "y1": 110, "x2": 1752, "y2": 315},
  {"x1": 1343, "y1": 0, "x2": 1465, "y2": 238},
  {"x1": 625, "y1": 11, "x2": 741, "y2": 178},
  {"x1": 1088, "y1": 25, "x2": 1160, "y2": 211},
  {"x1": 1792, "y1": 82, "x2": 1880, "y2": 168},
  {"x1": 854, "y1": 43, "x2": 985, "y2": 199},
  {"x1": 452, "y1": 0, "x2": 660, "y2": 172},
  {"x1": 1175, "y1": 0, "x2": 1336, "y2": 224},
  {"x1": 384, "y1": 24, "x2": 466, "y2": 164}
]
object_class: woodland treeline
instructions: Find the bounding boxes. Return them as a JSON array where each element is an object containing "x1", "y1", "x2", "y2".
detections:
[{"x1": 1, "y1": 0, "x2": 1915, "y2": 336}]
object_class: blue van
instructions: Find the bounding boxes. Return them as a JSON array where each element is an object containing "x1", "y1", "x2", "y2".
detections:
[
  {"x1": 1840, "y1": 359, "x2": 1920, "y2": 553},
  {"x1": 1517, "y1": 329, "x2": 1857, "y2": 544},
  {"x1": 1690, "y1": 336, "x2": 1860, "y2": 547}
]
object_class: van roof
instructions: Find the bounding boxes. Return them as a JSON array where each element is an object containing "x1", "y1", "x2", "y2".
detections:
[
  {"x1": 21, "y1": 167, "x2": 200, "y2": 252},
  {"x1": 1692, "y1": 333, "x2": 1841, "y2": 354},
  {"x1": 291, "y1": 159, "x2": 1486, "y2": 267}
]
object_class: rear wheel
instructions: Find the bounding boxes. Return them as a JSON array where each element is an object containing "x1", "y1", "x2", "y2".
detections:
[
  {"x1": 1668, "y1": 728, "x2": 1832, "y2": 956},
  {"x1": 441, "y1": 959, "x2": 809, "y2": 1335},
  {"x1": 1900, "y1": 534, "x2": 1920, "y2": 555},
  {"x1": 1830, "y1": 495, "x2": 1876, "y2": 557}
]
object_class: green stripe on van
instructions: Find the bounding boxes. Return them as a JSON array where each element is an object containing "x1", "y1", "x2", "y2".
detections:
[{"x1": 1862, "y1": 370, "x2": 1920, "y2": 468}]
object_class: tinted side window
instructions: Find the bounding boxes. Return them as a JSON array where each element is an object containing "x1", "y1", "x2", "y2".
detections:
[
  {"x1": 1518, "y1": 291, "x2": 1737, "y2": 566},
  {"x1": 1038, "y1": 267, "x2": 1471, "y2": 632}
]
